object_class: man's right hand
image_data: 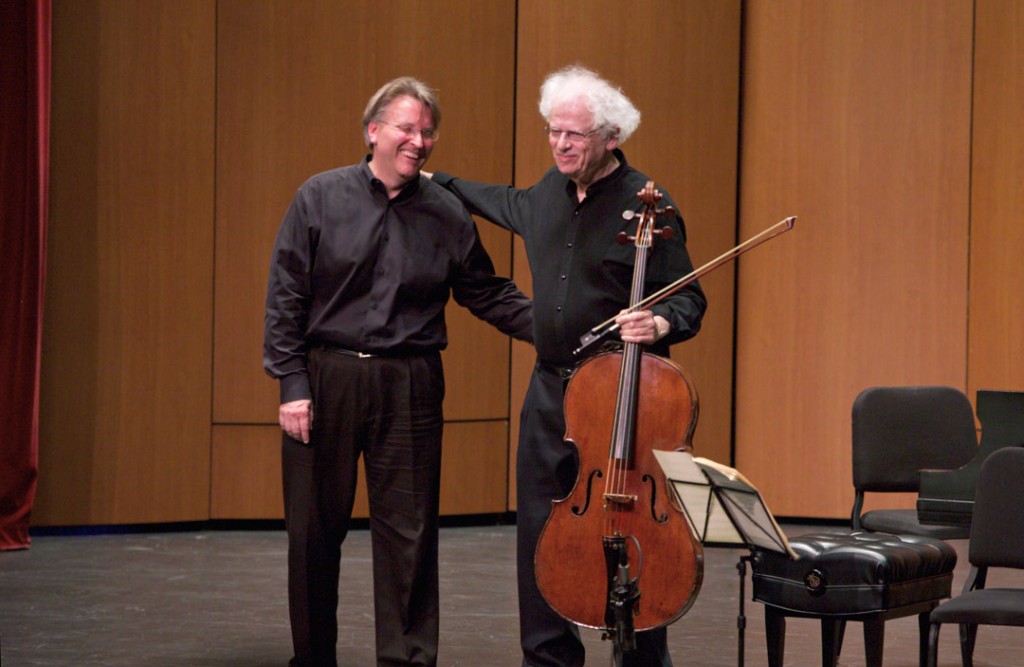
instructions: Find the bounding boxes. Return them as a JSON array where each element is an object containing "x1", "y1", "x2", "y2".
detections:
[{"x1": 279, "y1": 399, "x2": 313, "y2": 444}]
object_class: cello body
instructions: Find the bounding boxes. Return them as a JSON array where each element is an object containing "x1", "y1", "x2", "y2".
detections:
[{"x1": 534, "y1": 349, "x2": 704, "y2": 631}]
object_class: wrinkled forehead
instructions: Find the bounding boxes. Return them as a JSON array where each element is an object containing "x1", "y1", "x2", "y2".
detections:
[
  {"x1": 382, "y1": 95, "x2": 436, "y2": 126},
  {"x1": 547, "y1": 99, "x2": 595, "y2": 130}
]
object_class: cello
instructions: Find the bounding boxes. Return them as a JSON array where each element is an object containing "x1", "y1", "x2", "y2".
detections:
[
  {"x1": 534, "y1": 181, "x2": 703, "y2": 654},
  {"x1": 534, "y1": 183, "x2": 796, "y2": 657}
]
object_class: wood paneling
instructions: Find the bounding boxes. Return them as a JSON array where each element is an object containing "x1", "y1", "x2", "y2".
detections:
[
  {"x1": 968, "y1": 0, "x2": 1024, "y2": 398},
  {"x1": 37, "y1": 0, "x2": 1022, "y2": 527},
  {"x1": 736, "y1": 1, "x2": 974, "y2": 518},
  {"x1": 211, "y1": 426, "x2": 283, "y2": 519},
  {"x1": 213, "y1": 0, "x2": 518, "y2": 426},
  {"x1": 38, "y1": 0, "x2": 216, "y2": 525},
  {"x1": 438, "y1": 421, "x2": 511, "y2": 515},
  {"x1": 211, "y1": 421, "x2": 509, "y2": 519},
  {"x1": 507, "y1": 0, "x2": 743, "y2": 507}
]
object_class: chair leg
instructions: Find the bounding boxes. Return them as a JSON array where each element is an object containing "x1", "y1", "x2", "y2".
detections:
[
  {"x1": 820, "y1": 618, "x2": 843, "y2": 667},
  {"x1": 926, "y1": 622, "x2": 940, "y2": 667},
  {"x1": 917, "y1": 612, "x2": 929, "y2": 667},
  {"x1": 958, "y1": 622, "x2": 976, "y2": 667},
  {"x1": 862, "y1": 617, "x2": 884, "y2": 667},
  {"x1": 764, "y1": 607, "x2": 786, "y2": 667}
]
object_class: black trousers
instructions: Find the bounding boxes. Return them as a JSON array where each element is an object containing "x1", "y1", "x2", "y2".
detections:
[
  {"x1": 283, "y1": 347, "x2": 445, "y2": 667},
  {"x1": 517, "y1": 363, "x2": 672, "y2": 667}
]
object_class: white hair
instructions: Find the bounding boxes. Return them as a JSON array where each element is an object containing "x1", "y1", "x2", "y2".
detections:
[{"x1": 538, "y1": 66, "x2": 641, "y2": 143}]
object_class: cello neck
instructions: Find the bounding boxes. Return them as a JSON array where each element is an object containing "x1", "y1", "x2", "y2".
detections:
[{"x1": 608, "y1": 182, "x2": 660, "y2": 464}]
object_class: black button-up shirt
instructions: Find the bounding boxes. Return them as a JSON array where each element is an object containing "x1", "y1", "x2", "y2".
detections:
[
  {"x1": 434, "y1": 150, "x2": 706, "y2": 367},
  {"x1": 264, "y1": 157, "x2": 533, "y2": 402}
]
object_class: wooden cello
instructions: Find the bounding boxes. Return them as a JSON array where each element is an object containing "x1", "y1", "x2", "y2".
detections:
[{"x1": 534, "y1": 182, "x2": 703, "y2": 647}]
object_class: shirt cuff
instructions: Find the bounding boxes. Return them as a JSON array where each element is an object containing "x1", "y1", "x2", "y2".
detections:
[{"x1": 279, "y1": 372, "x2": 312, "y2": 404}]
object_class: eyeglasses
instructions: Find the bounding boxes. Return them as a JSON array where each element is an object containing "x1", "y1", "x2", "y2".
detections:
[
  {"x1": 376, "y1": 120, "x2": 439, "y2": 142},
  {"x1": 544, "y1": 125, "x2": 605, "y2": 144}
]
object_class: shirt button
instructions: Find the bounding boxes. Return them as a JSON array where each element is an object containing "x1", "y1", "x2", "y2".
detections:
[
  {"x1": 567, "y1": 243, "x2": 573, "y2": 248},
  {"x1": 556, "y1": 306, "x2": 563, "y2": 312},
  {"x1": 560, "y1": 274, "x2": 567, "y2": 280}
]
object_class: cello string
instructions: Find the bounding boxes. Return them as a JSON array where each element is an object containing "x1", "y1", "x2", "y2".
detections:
[{"x1": 607, "y1": 195, "x2": 653, "y2": 535}]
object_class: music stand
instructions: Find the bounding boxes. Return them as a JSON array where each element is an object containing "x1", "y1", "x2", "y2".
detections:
[{"x1": 653, "y1": 451, "x2": 797, "y2": 667}]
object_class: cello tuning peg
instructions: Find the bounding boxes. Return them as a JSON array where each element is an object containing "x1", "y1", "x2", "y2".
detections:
[{"x1": 622, "y1": 209, "x2": 637, "y2": 221}]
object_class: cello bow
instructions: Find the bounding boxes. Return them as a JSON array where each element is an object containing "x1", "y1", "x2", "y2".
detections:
[{"x1": 574, "y1": 215, "x2": 797, "y2": 357}]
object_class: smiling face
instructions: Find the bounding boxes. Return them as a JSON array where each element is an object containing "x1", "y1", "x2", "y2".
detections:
[
  {"x1": 547, "y1": 98, "x2": 619, "y2": 192},
  {"x1": 366, "y1": 95, "x2": 436, "y2": 196}
]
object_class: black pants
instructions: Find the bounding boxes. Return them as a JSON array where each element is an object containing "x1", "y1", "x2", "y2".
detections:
[
  {"x1": 283, "y1": 348, "x2": 445, "y2": 667},
  {"x1": 517, "y1": 363, "x2": 672, "y2": 667}
]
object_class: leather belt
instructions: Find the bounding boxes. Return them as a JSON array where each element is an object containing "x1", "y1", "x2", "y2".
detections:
[
  {"x1": 536, "y1": 360, "x2": 577, "y2": 381},
  {"x1": 321, "y1": 345, "x2": 377, "y2": 359}
]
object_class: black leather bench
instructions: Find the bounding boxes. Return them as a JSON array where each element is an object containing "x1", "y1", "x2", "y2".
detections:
[{"x1": 751, "y1": 532, "x2": 957, "y2": 667}]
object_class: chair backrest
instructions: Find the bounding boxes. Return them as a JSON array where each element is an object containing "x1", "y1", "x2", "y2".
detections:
[
  {"x1": 852, "y1": 386, "x2": 978, "y2": 493},
  {"x1": 969, "y1": 446, "x2": 1024, "y2": 569}
]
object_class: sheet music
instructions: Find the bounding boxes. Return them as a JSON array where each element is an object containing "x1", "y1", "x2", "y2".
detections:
[{"x1": 653, "y1": 450, "x2": 798, "y2": 559}]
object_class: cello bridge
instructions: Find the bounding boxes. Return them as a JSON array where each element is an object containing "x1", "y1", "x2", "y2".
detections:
[{"x1": 603, "y1": 493, "x2": 638, "y2": 506}]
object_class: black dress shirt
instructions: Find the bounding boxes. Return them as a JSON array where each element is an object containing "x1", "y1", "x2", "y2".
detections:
[
  {"x1": 433, "y1": 150, "x2": 706, "y2": 368},
  {"x1": 264, "y1": 157, "x2": 533, "y2": 403}
]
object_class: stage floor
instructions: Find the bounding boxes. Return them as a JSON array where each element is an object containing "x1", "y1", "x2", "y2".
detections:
[{"x1": 1, "y1": 522, "x2": 1019, "y2": 666}]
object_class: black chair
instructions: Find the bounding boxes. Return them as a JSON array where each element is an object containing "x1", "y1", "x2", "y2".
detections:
[
  {"x1": 851, "y1": 386, "x2": 978, "y2": 540},
  {"x1": 926, "y1": 446, "x2": 1024, "y2": 667}
]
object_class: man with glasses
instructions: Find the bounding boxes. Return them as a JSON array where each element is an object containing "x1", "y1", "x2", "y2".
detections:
[
  {"x1": 264, "y1": 76, "x2": 533, "y2": 667},
  {"x1": 429, "y1": 66, "x2": 706, "y2": 667}
]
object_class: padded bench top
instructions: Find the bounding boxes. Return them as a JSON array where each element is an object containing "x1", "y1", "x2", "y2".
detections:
[{"x1": 751, "y1": 531, "x2": 957, "y2": 616}]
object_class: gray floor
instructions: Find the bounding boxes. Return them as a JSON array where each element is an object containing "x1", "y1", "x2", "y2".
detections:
[{"x1": 1, "y1": 522, "x2": 1021, "y2": 666}]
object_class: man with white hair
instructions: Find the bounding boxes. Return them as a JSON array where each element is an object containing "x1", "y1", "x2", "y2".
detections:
[{"x1": 430, "y1": 66, "x2": 707, "y2": 667}]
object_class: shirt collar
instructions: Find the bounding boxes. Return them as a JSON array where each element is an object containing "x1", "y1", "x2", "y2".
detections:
[
  {"x1": 360, "y1": 154, "x2": 421, "y2": 202},
  {"x1": 562, "y1": 148, "x2": 629, "y2": 200}
]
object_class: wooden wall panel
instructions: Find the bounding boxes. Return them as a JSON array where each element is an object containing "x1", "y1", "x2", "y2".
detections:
[
  {"x1": 736, "y1": 1, "x2": 974, "y2": 519},
  {"x1": 507, "y1": 0, "x2": 742, "y2": 507},
  {"x1": 39, "y1": 0, "x2": 1019, "y2": 528},
  {"x1": 438, "y1": 421, "x2": 511, "y2": 515},
  {"x1": 968, "y1": 0, "x2": 1024, "y2": 397},
  {"x1": 211, "y1": 426, "x2": 283, "y2": 519},
  {"x1": 213, "y1": 0, "x2": 518, "y2": 427},
  {"x1": 213, "y1": 0, "x2": 518, "y2": 516},
  {"x1": 38, "y1": 0, "x2": 216, "y2": 525},
  {"x1": 211, "y1": 422, "x2": 508, "y2": 519}
]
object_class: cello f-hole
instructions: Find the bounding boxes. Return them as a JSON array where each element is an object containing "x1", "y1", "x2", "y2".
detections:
[
  {"x1": 642, "y1": 474, "x2": 669, "y2": 524},
  {"x1": 572, "y1": 469, "x2": 603, "y2": 516}
]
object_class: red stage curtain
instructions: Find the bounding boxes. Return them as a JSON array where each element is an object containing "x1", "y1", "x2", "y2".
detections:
[{"x1": 1, "y1": 0, "x2": 51, "y2": 550}]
